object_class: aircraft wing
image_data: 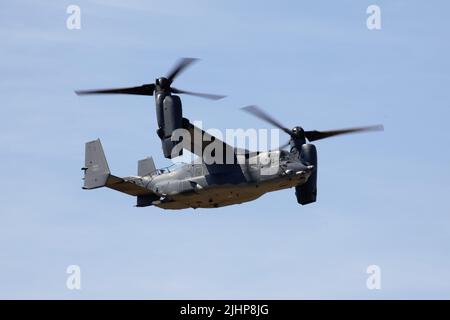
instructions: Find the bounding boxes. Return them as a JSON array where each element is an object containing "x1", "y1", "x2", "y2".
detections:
[{"x1": 180, "y1": 118, "x2": 249, "y2": 163}]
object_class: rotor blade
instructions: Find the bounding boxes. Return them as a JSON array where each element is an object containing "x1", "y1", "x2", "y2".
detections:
[
  {"x1": 75, "y1": 84, "x2": 155, "y2": 96},
  {"x1": 270, "y1": 140, "x2": 291, "y2": 152},
  {"x1": 279, "y1": 140, "x2": 291, "y2": 149},
  {"x1": 241, "y1": 105, "x2": 293, "y2": 136},
  {"x1": 171, "y1": 87, "x2": 226, "y2": 100},
  {"x1": 166, "y1": 58, "x2": 198, "y2": 83},
  {"x1": 305, "y1": 125, "x2": 384, "y2": 142}
]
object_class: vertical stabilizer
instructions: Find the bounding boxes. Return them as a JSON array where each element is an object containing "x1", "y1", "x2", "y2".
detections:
[
  {"x1": 138, "y1": 157, "x2": 156, "y2": 176},
  {"x1": 83, "y1": 139, "x2": 110, "y2": 189}
]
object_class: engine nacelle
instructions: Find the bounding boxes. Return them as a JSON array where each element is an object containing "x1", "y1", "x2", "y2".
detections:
[
  {"x1": 295, "y1": 144, "x2": 317, "y2": 205},
  {"x1": 155, "y1": 94, "x2": 183, "y2": 158}
]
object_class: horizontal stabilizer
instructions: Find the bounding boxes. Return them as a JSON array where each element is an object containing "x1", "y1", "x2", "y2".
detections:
[{"x1": 105, "y1": 175, "x2": 154, "y2": 196}]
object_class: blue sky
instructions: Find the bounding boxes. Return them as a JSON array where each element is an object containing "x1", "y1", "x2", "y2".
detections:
[{"x1": 0, "y1": 0, "x2": 449, "y2": 299}]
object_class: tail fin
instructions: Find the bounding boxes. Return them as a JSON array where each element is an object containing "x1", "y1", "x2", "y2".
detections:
[
  {"x1": 138, "y1": 157, "x2": 156, "y2": 176},
  {"x1": 83, "y1": 139, "x2": 110, "y2": 189}
]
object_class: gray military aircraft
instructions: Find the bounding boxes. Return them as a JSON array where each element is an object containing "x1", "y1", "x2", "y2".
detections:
[{"x1": 77, "y1": 59, "x2": 383, "y2": 209}]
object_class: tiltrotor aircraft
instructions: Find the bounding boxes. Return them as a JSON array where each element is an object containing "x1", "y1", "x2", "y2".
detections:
[{"x1": 76, "y1": 58, "x2": 383, "y2": 209}]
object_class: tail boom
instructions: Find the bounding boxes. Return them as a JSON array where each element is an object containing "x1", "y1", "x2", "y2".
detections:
[{"x1": 82, "y1": 139, "x2": 155, "y2": 197}]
